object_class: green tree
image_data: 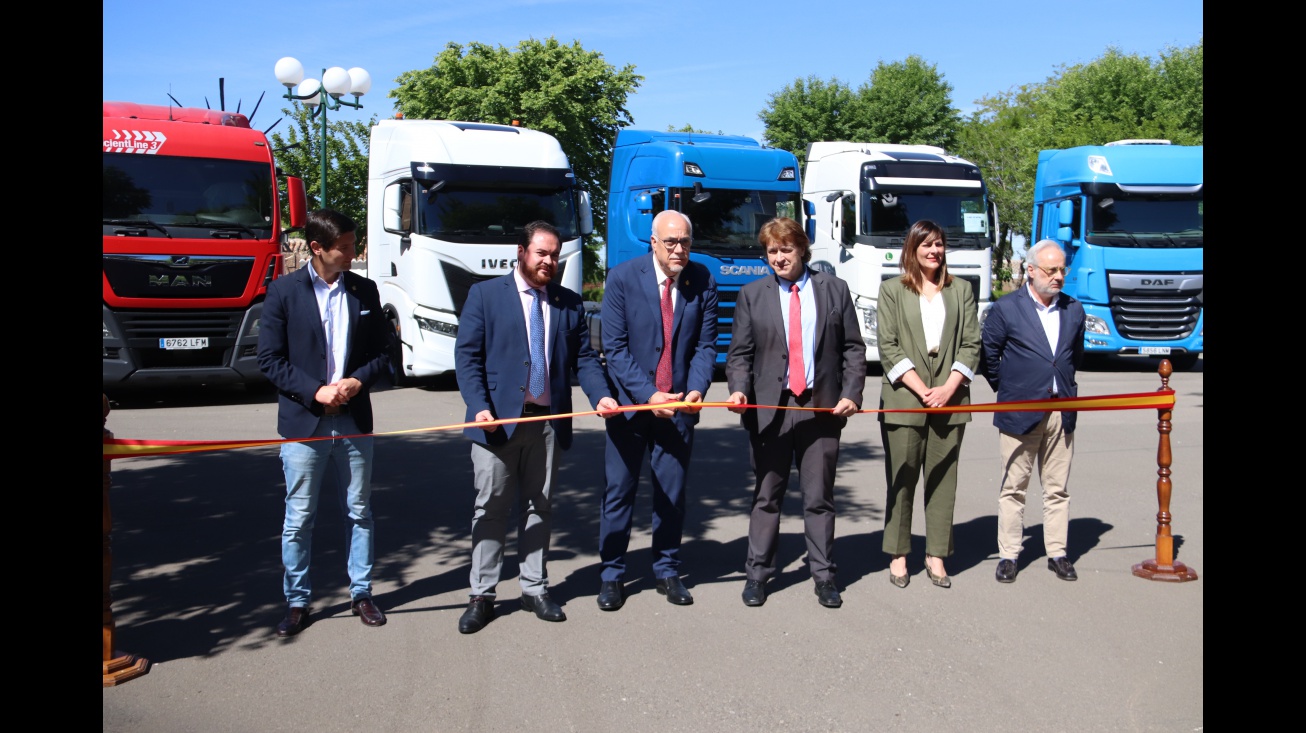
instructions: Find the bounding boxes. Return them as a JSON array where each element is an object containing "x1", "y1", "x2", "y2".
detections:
[
  {"x1": 856, "y1": 55, "x2": 959, "y2": 149},
  {"x1": 954, "y1": 86, "x2": 1039, "y2": 282},
  {"x1": 391, "y1": 38, "x2": 643, "y2": 287},
  {"x1": 1026, "y1": 40, "x2": 1204, "y2": 151},
  {"x1": 269, "y1": 104, "x2": 375, "y2": 253},
  {"x1": 758, "y1": 75, "x2": 860, "y2": 166}
]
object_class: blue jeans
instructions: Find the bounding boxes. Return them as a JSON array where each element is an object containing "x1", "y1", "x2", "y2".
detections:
[{"x1": 280, "y1": 414, "x2": 375, "y2": 607}]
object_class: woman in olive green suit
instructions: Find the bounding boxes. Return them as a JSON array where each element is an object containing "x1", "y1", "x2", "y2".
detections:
[{"x1": 877, "y1": 219, "x2": 981, "y2": 588}]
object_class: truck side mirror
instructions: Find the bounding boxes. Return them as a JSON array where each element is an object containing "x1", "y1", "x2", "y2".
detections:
[
  {"x1": 285, "y1": 176, "x2": 306, "y2": 230},
  {"x1": 805, "y1": 200, "x2": 816, "y2": 243},
  {"x1": 1058, "y1": 199, "x2": 1074, "y2": 226},
  {"x1": 382, "y1": 183, "x2": 403, "y2": 232},
  {"x1": 631, "y1": 191, "x2": 653, "y2": 243},
  {"x1": 1057, "y1": 226, "x2": 1073, "y2": 244},
  {"x1": 578, "y1": 190, "x2": 594, "y2": 236}
]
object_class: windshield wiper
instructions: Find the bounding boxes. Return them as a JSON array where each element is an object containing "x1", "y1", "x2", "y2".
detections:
[
  {"x1": 205, "y1": 222, "x2": 259, "y2": 237},
  {"x1": 104, "y1": 218, "x2": 172, "y2": 238}
]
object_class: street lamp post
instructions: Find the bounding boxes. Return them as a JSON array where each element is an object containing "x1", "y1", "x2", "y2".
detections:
[{"x1": 274, "y1": 57, "x2": 371, "y2": 209}]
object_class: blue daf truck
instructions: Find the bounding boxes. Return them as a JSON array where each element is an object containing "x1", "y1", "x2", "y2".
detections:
[
  {"x1": 1031, "y1": 140, "x2": 1203, "y2": 370},
  {"x1": 597, "y1": 129, "x2": 808, "y2": 364}
]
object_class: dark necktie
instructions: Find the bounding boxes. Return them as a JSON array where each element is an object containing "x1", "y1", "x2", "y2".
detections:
[
  {"x1": 528, "y1": 288, "x2": 545, "y2": 398},
  {"x1": 788, "y1": 284, "x2": 805, "y2": 396},
  {"x1": 656, "y1": 277, "x2": 674, "y2": 393}
]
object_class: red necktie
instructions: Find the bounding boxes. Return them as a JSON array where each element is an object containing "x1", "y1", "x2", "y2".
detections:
[
  {"x1": 656, "y1": 277, "x2": 674, "y2": 393},
  {"x1": 788, "y1": 284, "x2": 805, "y2": 396}
]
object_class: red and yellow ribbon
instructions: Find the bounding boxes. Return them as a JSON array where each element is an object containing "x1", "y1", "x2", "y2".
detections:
[{"x1": 103, "y1": 390, "x2": 1175, "y2": 461}]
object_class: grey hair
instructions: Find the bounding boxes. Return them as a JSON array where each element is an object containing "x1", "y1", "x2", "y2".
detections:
[
  {"x1": 652, "y1": 209, "x2": 693, "y2": 236},
  {"x1": 1026, "y1": 239, "x2": 1063, "y2": 266}
]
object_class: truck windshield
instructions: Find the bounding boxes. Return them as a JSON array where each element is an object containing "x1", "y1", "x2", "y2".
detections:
[
  {"x1": 417, "y1": 182, "x2": 579, "y2": 244},
  {"x1": 1086, "y1": 194, "x2": 1203, "y2": 248},
  {"x1": 679, "y1": 188, "x2": 803, "y2": 255},
  {"x1": 102, "y1": 155, "x2": 273, "y2": 233},
  {"x1": 861, "y1": 189, "x2": 988, "y2": 248}
]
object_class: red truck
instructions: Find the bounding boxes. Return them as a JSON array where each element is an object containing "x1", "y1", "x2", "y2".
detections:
[{"x1": 103, "y1": 101, "x2": 307, "y2": 389}]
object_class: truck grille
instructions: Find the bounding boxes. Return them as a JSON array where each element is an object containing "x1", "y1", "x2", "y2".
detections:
[
  {"x1": 116, "y1": 310, "x2": 245, "y2": 368},
  {"x1": 103, "y1": 254, "x2": 255, "y2": 299},
  {"x1": 716, "y1": 285, "x2": 739, "y2": 340},
  {"x1": 1107, "y1": 273, "x2": 1202, "y2": 341}
]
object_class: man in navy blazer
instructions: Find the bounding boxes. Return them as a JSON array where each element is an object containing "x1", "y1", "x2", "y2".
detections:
[
  {"x1": 257, "y1": 209, "x2": 393, "y2": 637},
  {"x1": 453, "y1": 221, "x2": 618, "y2": 634},
  {"x1": 981, "y1": 239, "x2": 1086, "y2": 584},
  {"x1": 596, "y1": 210, "x2": 718, "y2": 610}
]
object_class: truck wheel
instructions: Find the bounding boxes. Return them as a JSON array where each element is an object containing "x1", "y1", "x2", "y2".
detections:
[
  {"x1": 388, "y1": 313, "x2": 409, "y2": 387},
  {"x1": 1168, "y1": 352, "x2": 1200, "y2": 371}
]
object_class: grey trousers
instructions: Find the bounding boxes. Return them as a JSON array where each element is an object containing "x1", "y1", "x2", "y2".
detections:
[{"x1": 468, "y1": 420, "x2": 557, "y2": 597}]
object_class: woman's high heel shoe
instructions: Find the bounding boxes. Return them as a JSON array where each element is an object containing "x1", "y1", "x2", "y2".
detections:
[{"x1": 925, "y1": 556, "x2": 952, "y2": 588}]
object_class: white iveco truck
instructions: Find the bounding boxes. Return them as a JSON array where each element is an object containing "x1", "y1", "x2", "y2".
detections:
[
  {"x1": 366, "y1": 119, "x2": 593, "y2": 382},
  {"x1": 802, "y1": 142, "x2": 999, "y2": 362}
]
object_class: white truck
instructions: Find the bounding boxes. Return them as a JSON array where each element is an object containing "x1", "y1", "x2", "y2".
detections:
[
  {"x1": 366, "y1": 119, "x2": 593, "y2": 382},
  {"x1": 802, "y1": 141, "x2": 998, "y2": 362}
]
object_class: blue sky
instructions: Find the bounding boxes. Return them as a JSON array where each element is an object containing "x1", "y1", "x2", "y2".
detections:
[{"x1": 103, "y1": 0, "x2": 1202, "y2": 144}]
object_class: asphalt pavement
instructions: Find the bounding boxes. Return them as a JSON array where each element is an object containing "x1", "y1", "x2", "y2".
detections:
[{"x1": 101, "y1": 357, "x2": 1203, "y2": 732}]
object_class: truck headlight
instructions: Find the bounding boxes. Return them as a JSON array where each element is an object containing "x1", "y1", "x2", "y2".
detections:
[
  {"x1": 414, "y1": 315, "x2": 458, "y2": 337},
  {"x1": 859, "y1": 302, "x2": 878, "y2": 346},
  {"x1": 1085, "y1": 314, "x2": 1111, "y2": 336}
]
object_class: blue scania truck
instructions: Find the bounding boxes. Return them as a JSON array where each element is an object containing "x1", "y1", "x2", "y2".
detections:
[
  {"x1": 600, "y1": 129, "x2": 808, "y2": 364},
  {"x1": 1031, "y1": 140, "x2": 1203, "y2": 370}
]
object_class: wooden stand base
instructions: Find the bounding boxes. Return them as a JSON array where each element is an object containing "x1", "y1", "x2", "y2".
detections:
[
  {"x1": 1132, "y1": 559, "x2": 1198, "y2": 582},
  {"x1": 103, "y1": 651, "x2": 150, "y2": 687}
]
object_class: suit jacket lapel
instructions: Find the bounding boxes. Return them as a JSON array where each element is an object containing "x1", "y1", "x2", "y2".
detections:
[
  {"x1": 941, "y1": 282, "x2": 960, "y2": 353},
  {"x1": 902, "y1": 285, "x2": 929, "y2": 370},
  {"x1": 1015, "y1": 287, "x2": 1051, "y2": 357},
  {"x1": 809, "y1": 272, "x2": 828, "y2": 351},
  {"x1": 545, "y1": 283, "x2": 562, "y2": 355},
  {"x1": 296, "y1": 267, "x2": 327, "y2": 355}
]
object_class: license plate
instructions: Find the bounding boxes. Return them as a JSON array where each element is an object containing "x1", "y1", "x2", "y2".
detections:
[
  {"x1": 160, "y1": 337, "x2": 209, "y2": 350},
  {"x1": 1139, "y1": 346, "x2": 1171, "y2": 356}
]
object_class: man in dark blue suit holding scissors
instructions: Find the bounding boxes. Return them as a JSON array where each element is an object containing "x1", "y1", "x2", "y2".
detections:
[
  {"x1": 454, "y1": 221, "x2": 619, "y2": 634},
  {"x1": 596, "y1": 210, "x2": 718, "y2": 610}
]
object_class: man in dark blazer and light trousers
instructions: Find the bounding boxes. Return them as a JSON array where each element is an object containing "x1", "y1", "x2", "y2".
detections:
[
  {"x1": 597, "y1": 210, "x2": 718, "y2": 610},
  {"x1": 981, "y1": 239, "x2": 1087, "y2": 584},
  {"x1": 257, "y1": 209, "x2": 393, "y2": 637},
  {"x1": 453, "y1": 221, "x2": 618, "y2": 634},
  {"x1": 726, "y1": 216, "x2": 864, "y2": 609}
]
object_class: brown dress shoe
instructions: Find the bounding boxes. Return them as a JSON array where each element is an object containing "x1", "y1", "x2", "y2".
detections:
[
  {"x1": 276, "y1": 606, "x2": 311, "y2": 637},
  {"x1": 352, "y1": 596, "x2": 387, "y2": 626}
]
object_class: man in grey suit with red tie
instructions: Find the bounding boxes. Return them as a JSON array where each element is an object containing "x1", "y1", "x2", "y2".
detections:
[
  {"x1": 453, "y1": 221, "x2": 619, "y2": 634},
  {"x1": 981, "y1": 239, "x2": 1087, "y2": 584},
  {"x1": 596, "y1": 210, "x2": 718, "y2": 611},
  {"x1": 726, "y1": 216, "x2": 865, "y2": 608}
]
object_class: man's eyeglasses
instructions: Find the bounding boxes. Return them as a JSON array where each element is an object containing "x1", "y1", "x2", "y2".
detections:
[
  {"x1": 657, "y1": 236, "x2": 692, "y2": 251},
  {"x1": 1033, "y1": 265, "x2": 1069, "y2": 276}
]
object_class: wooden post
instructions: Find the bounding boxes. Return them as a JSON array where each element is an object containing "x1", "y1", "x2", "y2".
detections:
[
  {"x1": 1132, "y1": 360, "x2": 1198, "y2": 582},
  {"x1": 104, "y1": 394, "x2": 149, "y2": 686}
]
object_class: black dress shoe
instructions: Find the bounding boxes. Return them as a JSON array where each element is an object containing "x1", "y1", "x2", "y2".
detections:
[
  {"x1": 655, "y1": 576, "x2": 694, "y2": 605},
  {"x1": 1048, "y1": 556, "x2": 1078, "y2": 581},
  {"x1": 276, "y1": 606, "x2": 311, "y2": 637},
  {"x1": 458, "y1": 596, "x2": 495, "y2": 634},
  {"x1": 814, "y1": 581, "x2": 842, "y2": 608},
  {"x1": 741, "y1": 579, "x2": 766, "y2": 607},
  {"x1": 521, "y1": 592, "x2": 566, "y2": 622},
  {"x1": 995, "y1": 559, "x2": 1018, "y2": 583},
  {"x1": 351, "y1": 596, "x2": 387, "y2": 627},
  {"x1": 597, "y1": 581, "x2": 625, "y2": 611}
]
